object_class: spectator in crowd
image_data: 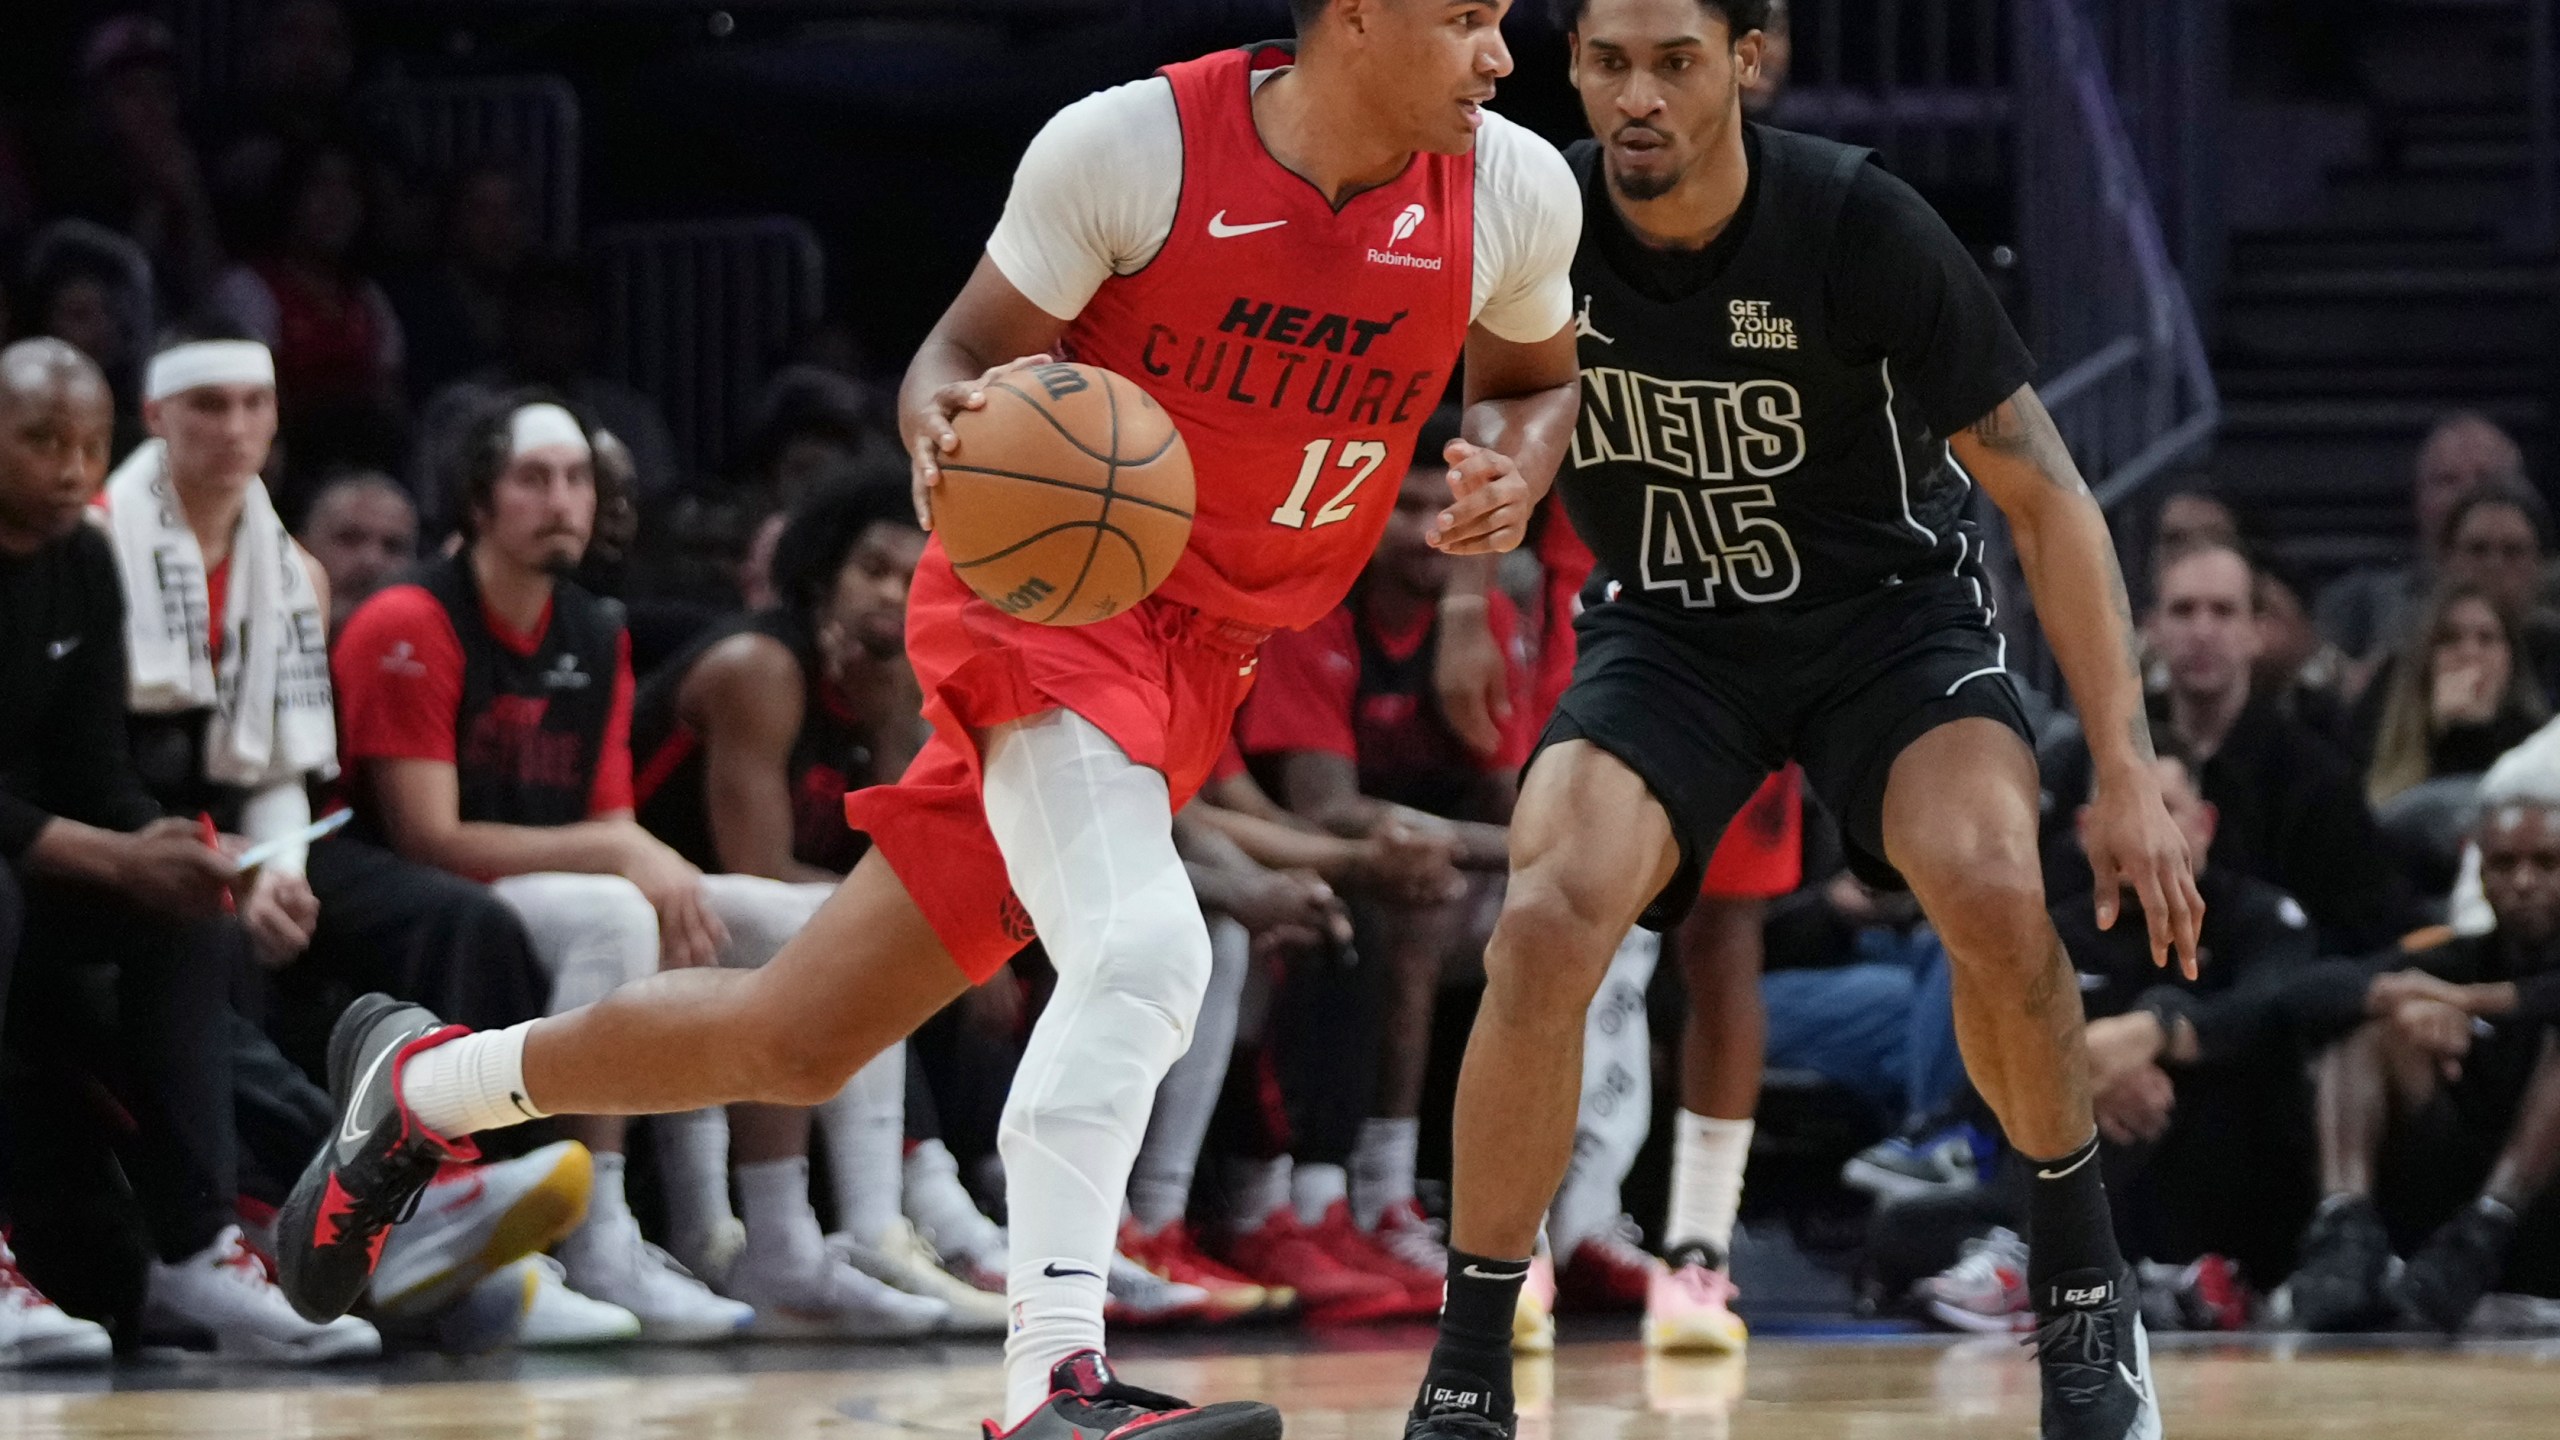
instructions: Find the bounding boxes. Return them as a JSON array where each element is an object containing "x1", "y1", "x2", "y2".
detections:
[
  {"x1": 627, "y1": 484, "x2": 992, "y2": 1331},
  {"x1": 412, "y1": 260, "x2": 680, "y2": 533},
  {"x1": 1228, "y1": 413, "x2": 1523, "y2": 1324},
  {"x1": 229, "y1": 0, "x2": 361, "y2": 151},
  {"x1": 2253, "y1": 553, "x2": 2356, "y2": 748},
  {"x1": 2047, "y1": 539, "x2": 2407, "y2": 952},
  {"x1": 330, "y1": 391, "x2": 930, "y2": 1340},
  {"x1": 2276, "y1": 783, "x2": 2560, "y2": 1335},
  {"x1": 2434, "y1": 478, "x2": 2560, "y2": 705},
  {"x1": 2317, "y1": 413, "x2": 2529, "y2": 667},
  {"x1": 294, "y1": 468, "x2": 416, "y2": 634},
  {"x1": 211, "y1": 138, "x2": 409, "y2": 500},
  {"x1": 99, "y1": 329, "x2": 615, "y2": 1341},
  {"x1": 388, "y1": 163, "x2": 534, "y2": 400},
  {"x1": 38, "y1": 17, "x2": 224, "y2": 312},
  {"x1": 21, "y1": 219, "x2": 153, "y2": 445},
  {"x1": 741, "y1": 366, "x2": 902, "y2": 509},
  {"x1": 2358, "y1": 583, "x2": 2547, "y2": 809},
  {"x1": 0, "y1": 337, "x2": 374, "y2": 1362},
  {"x1": 2141, "y1": 479, "x2": 2247, "y2": 608}
]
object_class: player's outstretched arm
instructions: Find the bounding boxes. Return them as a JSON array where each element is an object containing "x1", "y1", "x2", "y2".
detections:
[
  {"x1": 897, "y1": 255, "x2": 1072, "y2": 529},
  {"x1": 1954, "y1": 383, "x2": 2203, "y2": 978}
]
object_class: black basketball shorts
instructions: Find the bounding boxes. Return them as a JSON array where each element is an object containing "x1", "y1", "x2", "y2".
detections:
[{"x1": 1532, "y1": 573, "x2": 2033, "y2": 929}]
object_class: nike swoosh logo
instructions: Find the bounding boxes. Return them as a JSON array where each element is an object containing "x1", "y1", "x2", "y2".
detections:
[
  {"x1": 339, "y1": 1040, "x2": 400, "y2": 1153},
  {"x1": 1207, "y1": 210, "x2": 1287, "y2": 238},
  {"x1": 46, "y1": 637, "x2": 79, "y2": 659},
  {"x1": 2036, "y1": 1148, "x2": 2099, "y2": 1181},
  {"x1": 1461, "y1": 1264, "x2": 1531, "y2": 1281},
  {"x1": 1042, "y1": 1263, "x2": 1100, "y2": 1280},
  {"x1": 2118, "y1": 1361, "x2": 2155, "y2": 1404}
]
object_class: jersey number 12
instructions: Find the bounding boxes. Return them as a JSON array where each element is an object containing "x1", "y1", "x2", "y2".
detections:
[
  {"x1": 1640, "y1": 483, "x2": 1803, "y2": 607},
  {"x1": 1271, "y1": 438, "x2": 1388, "y2": 530}
]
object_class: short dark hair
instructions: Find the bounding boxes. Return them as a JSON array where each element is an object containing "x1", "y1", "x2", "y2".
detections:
[
  {"x1": 1291, "y1": 0, "x2": 1327, "y2": 24},
  {"x1": 2442, "y1": 473, "x2": 2554, "y2": 557},
  {"x1": 767, "y1": 472, "x2": 920, "y2": 628},
  {"x1": 154, "y1": 313, "x2": 265, "y2": 354},
  {"x1": 1551, "y1": 0, "x2": 1772, "y2": 36}
]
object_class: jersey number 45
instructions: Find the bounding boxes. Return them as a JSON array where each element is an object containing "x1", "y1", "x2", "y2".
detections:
[{"x1": 1641, "y1": 483, "x2": 1803, "y2": 608}]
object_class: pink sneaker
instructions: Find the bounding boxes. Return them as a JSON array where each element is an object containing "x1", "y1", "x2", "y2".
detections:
[
  {"x1": 1645, "y1": 1250, "x2": 1747, "y2": 1355},
  {"x1": 1515, "y1": 1252, "x2": 1557, "y2": 1354}
]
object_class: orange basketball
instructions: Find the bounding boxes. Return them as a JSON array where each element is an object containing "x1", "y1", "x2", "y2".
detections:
[{"x1": 934, "y1": 362, "x2": 1195, "y2": 627}]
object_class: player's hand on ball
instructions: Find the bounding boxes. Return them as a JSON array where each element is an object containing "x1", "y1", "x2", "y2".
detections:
[
  {"x1": 902, "y1": 353, "x2": 1056, "y2": 530},
  {"x1": 1428, "y1": 438, "x2": 1533, "y2": 556},
  {"x1": 2084, "y1": 767, "x2": 2204, "y2": 980}
]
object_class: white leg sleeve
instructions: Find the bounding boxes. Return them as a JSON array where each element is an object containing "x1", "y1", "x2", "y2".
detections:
[
  {"x1": 816, "y1": 1043, "x2": 909, "y2": 1247},
  {"x1": 488, "y1": 872, "x2": 662, "y2": 1014},
  {"x1": 979, "y1": 711, "x2": 1212, "y2": 1426},
  {"x1": 1129, "y1": 914, "x2": 1249, "y2": 1231},
  {"x1": 1549, "y1": 926, "x2": 1660, "y2": 1257}
]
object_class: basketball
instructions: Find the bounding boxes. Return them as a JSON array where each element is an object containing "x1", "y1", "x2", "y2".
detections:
[{"x1": 934, "y1": 362, "x2": 1195, "y2": 627}]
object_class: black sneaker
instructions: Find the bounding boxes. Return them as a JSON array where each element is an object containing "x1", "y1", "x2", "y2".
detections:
[
  {"x1": 2278, "y1": 1194, "x2": 2395, "y2": 1333},
  {"x1": 2393, "y1": 1199, "x2": 2518, "y2": 1334},
  {"x1": 1403, "y1": 1371, "x2": 1517, "y2": 1440},
  {"x1": 273, "y1": 994, "x2": 478, "y2": 1323},
  {"x1": 2030, "y1": 1269, "x2": 2161, "y2": 1440},
  {"x1": 986, "y1": 1351, "x2": 1281, "y2": 1439}
]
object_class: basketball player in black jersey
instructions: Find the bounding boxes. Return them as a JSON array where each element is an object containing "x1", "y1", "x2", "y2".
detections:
[{"x1": 1407, "y1": 4, "x2": 2193, "y2": 1439}]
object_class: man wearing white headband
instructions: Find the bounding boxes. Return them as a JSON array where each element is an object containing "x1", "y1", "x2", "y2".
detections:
[
  {"x1": 326, "y1": 393, "x2": 943, "y2": 1340},
  {"x1": 108, "y1": 332, "x2": 600, "y2": 1355}
]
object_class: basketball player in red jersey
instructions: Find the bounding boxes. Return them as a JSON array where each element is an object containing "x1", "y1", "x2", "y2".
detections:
[{"x1": 273, "y1": 3, "x2": 1580, "y2": 1435}]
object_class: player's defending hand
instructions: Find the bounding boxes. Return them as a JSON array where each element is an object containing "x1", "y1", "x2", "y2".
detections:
[
  {"x1": 2083, "y1": 769, "x2": 2205, "y2": 980},
  {"x1": 1427, "y1": 438, "x2": 1535, "y2": 556},
  {"x1": 901, "y1": 353, "x2": 1055, "y2": 531}
]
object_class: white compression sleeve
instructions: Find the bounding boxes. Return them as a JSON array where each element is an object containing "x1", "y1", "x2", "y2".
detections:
[{"x1": 979, "y1": 711, "x2": 1213, "y2": 1426}]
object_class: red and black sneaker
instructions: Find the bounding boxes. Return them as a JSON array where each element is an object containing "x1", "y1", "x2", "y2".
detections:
[
  {"x1": 273, "y1": 994, "x2": 477, "y2": 1323},
  {"x1": 985, "y1": 1351, "x2": 1282, "y2": 1440}
]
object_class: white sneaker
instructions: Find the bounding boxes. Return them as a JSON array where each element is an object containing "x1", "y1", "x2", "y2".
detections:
[
  {"x1": 513, "y1": 1256, "x2": 643, "y2": 1347},
  {"x1": 674, "y1": 1216, "x2": 749, "y2": 1293},
  {"x1": 372, "y1": 1142, "x2": 593, "y2": 1317},
  {"x1": 1370, "y1": 1199, "x2": 1449, "y2": 1274},
  {"x1": 903, "y1": 1139, "x2": 1008, "y2": 1287},
  {"x1": 830, "y1": 1220, "x2": 1008, "y2": 1334},
  {"x1": 1106, "y1": 1252, "x2": 1211, "y2": 1328},
  {"x1": 1917, "y1": 1226, "x2": 2032, "y2": 1334},
  {"x1": 724, "y1": 1211, "x2": 947, "y2": 1341},
  {"x1": 143, "y1": 1226, "x2": 381, "y2": 1362},
  {"x1": 0, "y1": 1238, "x2": 110, "y2": 1367},
  {"x1": 555, "y1": 1211, "x2": 753, "y2": 1344}
]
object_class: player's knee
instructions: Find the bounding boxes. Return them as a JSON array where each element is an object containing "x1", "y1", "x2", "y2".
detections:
[
  {"x1": 1484, "y1": 875, "x2": 1621, "y2": 1022},
  {"x1": 1084, "y1": 884, "x2": 1216, "y2": 1051},
  {"x1": 1908, "y1": 845, "x2": 2047, "y2": 964}
]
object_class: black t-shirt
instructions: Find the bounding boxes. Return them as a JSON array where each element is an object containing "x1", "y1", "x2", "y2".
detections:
[
  {"x1": 1560, "y1": 124, "x2": 2037, "y2": 617},
  {"x1": 2052, "y1": 866, "x2": 2318, "y2": 1067},
  {"x1": 0, "y1": 525, "x2": 163, "y2": 861},
  {"x1": 2283, "y1": 934, "x2": 2560, "y2": 1047}
]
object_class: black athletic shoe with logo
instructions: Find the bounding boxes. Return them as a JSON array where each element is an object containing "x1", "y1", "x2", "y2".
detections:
[
  {"x1": 2394, "y1": 1198, "x2": 2519, "y2": 1334},
  {"x1": 2031, "y1": 1268, "x2": 2161, "y2": 1440},
  {"x1": 2279, "y1": 1194, "x2": 2396, "y2": 1333},
  {"x1": 1402, "y1": 1371, "x2": 1517, "y2": 1440},
  {"x1": 273, "y1": 994, "x2": 478, "y2": 1322},
  {"x1": 985, "y1": 1351, "x2": 1282, "y2": 1440}
]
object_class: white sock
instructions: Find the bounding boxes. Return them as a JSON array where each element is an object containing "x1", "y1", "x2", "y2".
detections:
[
  {"x1": 569, "y1": 1151, "x2": 633, "y2": 1245},
  {"x1": 739, "y1": 1156, "x2": 822, "y2": 1253},
  {"x1": 816, "y1": 1046, "x2": 906, "y2": 1247},
  {"x1": 1292, "y1": 1162, "x2": 1348, "y2": 1227},
  {"x1": 653, "y1": 1108, "x2": 734, "y2": 1261},
  {"x1": 905, "y1": 1138, "x2": 1001, "y2": 1260},
  {"x1": 1351, "y1": 1118, "x2": 1419, "y2": 1230},
  {"x1": 1666, "y1": 1112, "x2": 1754, "y2": 1260},
  {"x1": 398, "y1": 1022, "x2": 545, "y2": 1140},
  {"x1": 1226, "y1": 1157, "x2": 1291, "y2": 1230}
]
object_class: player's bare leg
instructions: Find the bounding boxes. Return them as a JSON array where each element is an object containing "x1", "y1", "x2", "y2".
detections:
[
  {"x1": 1881, "y1": 717, "x2": 2155, "y2": 1440},
  {"x1": 1412, "y1": 741, "x2": 1678, "y2": 1433}
]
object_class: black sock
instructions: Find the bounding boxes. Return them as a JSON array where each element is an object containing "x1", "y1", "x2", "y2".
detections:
[
  {"x1": 2024, "y1": 1132, "x2": 2122, "y2": 1293},
  {"x1": 1420, "y1": 1248, "x2": 1527, "y2": 1417}
]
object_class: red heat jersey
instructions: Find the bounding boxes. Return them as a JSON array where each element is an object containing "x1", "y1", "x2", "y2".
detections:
[{"x1": 1058, "y1": 46, "x2": 1476, "y2": 633}]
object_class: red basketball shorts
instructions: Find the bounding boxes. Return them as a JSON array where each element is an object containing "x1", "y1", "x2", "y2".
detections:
[
  {"x1": 1699, "y1": 766, "x2": 1804, "y2": 900},
  {"x1": 843, "y1": 543, "x2": 1265, "y2": 982}
]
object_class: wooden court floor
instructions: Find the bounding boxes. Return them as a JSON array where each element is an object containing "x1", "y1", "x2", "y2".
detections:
[{"x1": 4, "y1": 1333, "x2": 2559, "y2": 1438}]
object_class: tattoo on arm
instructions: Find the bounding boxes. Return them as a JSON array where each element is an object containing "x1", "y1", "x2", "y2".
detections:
[{"x1": 1968, "y1": 389, "x2": 2086, "y2": 495}]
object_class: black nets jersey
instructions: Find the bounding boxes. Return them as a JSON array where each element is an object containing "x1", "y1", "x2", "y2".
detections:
[{"x1": 1559, "y1": 124, "x2": 2037, "y2": 621}]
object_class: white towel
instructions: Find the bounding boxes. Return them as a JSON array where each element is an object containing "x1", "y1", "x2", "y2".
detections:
[{"x1": 105, "y1": 440, "x2": 338, "y2": 788}]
